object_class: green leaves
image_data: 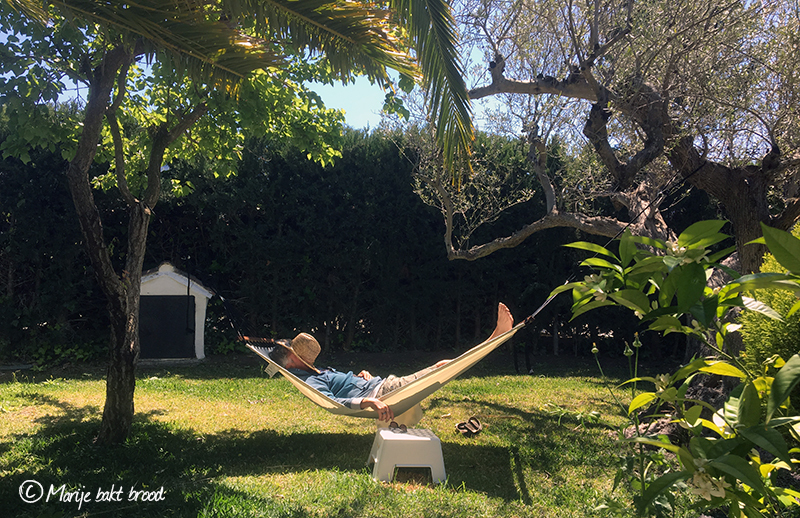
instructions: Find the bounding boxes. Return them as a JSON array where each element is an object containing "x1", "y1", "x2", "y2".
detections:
[
  {"x1": 737, "y1": 382, "x2": 762, "y2": 428},
  {"x1": 767, "y1": 354, "x2": 800, "y2": 422},
  {"x1": 551, "y1": 219, "x2": 800, "y2": 517},
  {"x1": 554, "y1": 220, "x2": 800, "y2": 345},
  {"x1": 564, "y1": 241, "x2": 618, "y2": 259},
  {"x1": 638, "y1": 470, "x2": 691, "y2": 512},
  {"x1": 739, "y1": 426, "x2": 793, "y2": 466},
  {"x1": 760, "y1": 223, "x2": 800, "y2": 275},
  {"x1": 609, "y1": 289, "x2": 651, "y2": 315},
  {"x1": 712, "y1": 454, "x2": 769, "y2": 495},
  {"x1": 699, "y1": 361, "x2": 745, "y2": 378},
  {"x1": 628, "y1": 392, "x2": 658, "y2": 415},
  {"x1": 677, "y1": 220, "x2": 729, "y2": 249}
]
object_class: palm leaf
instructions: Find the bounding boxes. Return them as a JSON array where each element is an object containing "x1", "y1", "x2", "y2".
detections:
[
  {"x1": 12, "y1": 0, "x2": 418, "y2": 92},
  {"x1": 391, "y1": 0, "x2": 473, "y2": 174},
  {"x1": 10, "y1": 0, "x2": 471, "y2": 167},
  {"x1": 246, "y1": 1, "x2": 418, "y2": 79},
  {"x1": 13, "y1": 0, "x2": 284, "y2": 92}
]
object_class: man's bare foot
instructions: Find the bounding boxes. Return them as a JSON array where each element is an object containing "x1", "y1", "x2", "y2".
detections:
[{"x1": 489, "y1": 302, "x2": 514, "y2": 339}]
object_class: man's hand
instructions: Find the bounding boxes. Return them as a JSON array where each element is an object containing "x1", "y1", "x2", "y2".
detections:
[
  {"x1": 360, "y1": 398, "x2": 394, "y2": 422},
  {"x1": 357, "y1": 370, "x2": 374, "y2": 381}
]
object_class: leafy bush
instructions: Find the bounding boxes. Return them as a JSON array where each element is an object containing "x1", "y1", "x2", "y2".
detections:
[
  {"x1": 551, "y1": 221, "x2": 800, "y2": 517},
  {"x1": 740, "y1": 226, "x2": 800, "y2": 374}
]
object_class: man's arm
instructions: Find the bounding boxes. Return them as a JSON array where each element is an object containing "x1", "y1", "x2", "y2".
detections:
[
  {"x1": 360, "y1": 398, "x2": 394, "y2": 422},
  {"x1": 303, "y1": 373, "x2": 366, "y2": 410}
]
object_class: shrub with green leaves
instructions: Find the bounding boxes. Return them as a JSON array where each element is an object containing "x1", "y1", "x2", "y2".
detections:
[
  {"x1": 740, "y1": 226, "x2": 800, "y2": 374},
  {"x1": 550, "y1": 221, "x2": 800, "y2": 517}
]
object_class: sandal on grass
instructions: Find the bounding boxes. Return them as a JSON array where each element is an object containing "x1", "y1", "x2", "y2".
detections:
[
  {"x1": 456, "y1": 417, "x2": 482, "y2": 437},
  {"x1": 465, "y1": 416, "x2": 482, "y2": 435},
  {"x1": 456, "y1": 421, "x2": 472, "y2": 437}
]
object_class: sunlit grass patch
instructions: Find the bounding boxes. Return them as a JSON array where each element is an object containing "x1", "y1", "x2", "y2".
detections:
[{"x1": 0, "y1": 355, "x2": 638, "y2": 517}]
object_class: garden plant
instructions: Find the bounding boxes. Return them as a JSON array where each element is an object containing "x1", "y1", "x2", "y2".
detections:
[{"x1": 551, "y1": 220, "x2": 800, "y2": 517}]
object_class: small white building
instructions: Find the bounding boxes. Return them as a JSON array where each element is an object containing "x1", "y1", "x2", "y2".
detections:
[{"x1": 140, "y1": 262, "x2": 214, "y2": 360}]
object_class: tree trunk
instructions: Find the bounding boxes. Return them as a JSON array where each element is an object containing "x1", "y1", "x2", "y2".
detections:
[
  {"x1": 63, "y1": 47, "x2": 135, "y2": 444},
  {"x1": 95, "y1": 203, "x2": 150, "y2": 444},
  {"x1": 98, "y1": 299, "x2": 136, "y2": 444},
  {"x1": 63, "y1": 44, "x2": 205, "y2": 445},
  {"x1": 668, "y1": 136, "x2": 771, "y2": 273}
]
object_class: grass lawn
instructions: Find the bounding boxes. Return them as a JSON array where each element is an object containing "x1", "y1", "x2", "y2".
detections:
[{"x1": 0, "y1": 350, "x2": 646, "y2": 517}]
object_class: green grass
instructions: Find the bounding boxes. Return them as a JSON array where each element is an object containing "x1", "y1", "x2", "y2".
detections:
[{"x1": 0, "y1": 354, "x2": 641, "y2": 517}]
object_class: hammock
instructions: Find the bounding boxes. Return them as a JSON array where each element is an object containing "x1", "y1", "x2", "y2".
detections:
[{"x1": 245, "y1": 320, "x2": 525, "y2": 420}]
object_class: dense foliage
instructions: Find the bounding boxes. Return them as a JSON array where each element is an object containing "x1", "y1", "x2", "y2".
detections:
[
  {"x1": 740, "y1": 226, "x2": 800, "y2": 375},
  {"x1": 554, "y1": 222, "x2": 800, "y2": 517},
  {"x1": 2, "y1": 127, "x2": 666, "y2": 364},
  {"x1": 0, "y1": 138, "x2": 109, "y2": 363}
]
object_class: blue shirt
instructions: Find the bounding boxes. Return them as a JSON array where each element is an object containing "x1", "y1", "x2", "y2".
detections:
[{"x1": 290, "y1": 368, "x2": 383, "y2": 409}]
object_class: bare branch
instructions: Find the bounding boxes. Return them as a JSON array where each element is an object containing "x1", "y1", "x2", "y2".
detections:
[
  {"x1": 527, "y1": 130, "x2": 556, "y2": 213},
  {"x1": 414, "y1": 171, "x2": 458, "y2": 253},
  {"x1": 469, "y1": 54, "x2": 597, "y2": 102},
  {"x1": 447, "y1": 210, "x2": 627, "y2": 261}
]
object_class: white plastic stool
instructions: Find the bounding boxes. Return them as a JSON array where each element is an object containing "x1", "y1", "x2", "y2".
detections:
[{"x1": 367, "y1": 428, "x2": 446, "y2": 483}]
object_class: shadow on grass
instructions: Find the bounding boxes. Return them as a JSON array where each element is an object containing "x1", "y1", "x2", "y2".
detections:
[
  {"x1": 429, "y1": 395, "x2": 624, "y2": 502},
  {"x1": 0, "y1": 393, "x2": 555, "y2": 517}
]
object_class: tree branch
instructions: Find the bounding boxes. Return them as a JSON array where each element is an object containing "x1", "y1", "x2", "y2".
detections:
[
  {"x1": 142, "y1": 102, "x2": 209, "y2": 208},
  {"x1": 772, "y1": 198, "x2": 800, "y2": 231},
  {"x1": 527, "y1": 130, "x2": 556, "y2": 213},
  {"x1": 582, "y1": 82, "x2": 667, "y2": 191},
  {"x1": 415, "y1": 172, "x2": 456, "y2": 253},
  {"x1": 107, "y1": 110, "x2": 136, "y2": 207},
  {"x1": 447, "y1": 210, "x2": 628, "y2": 261},
  {"x1": 468, "y1": 54, "x2": 597, "y2": 102},
  {"x1": 65, "y1": 45, "x2": 133, "y2": 299},
  {"x1": 106, "y1": 60, "x2": 136, "y2": 207}
]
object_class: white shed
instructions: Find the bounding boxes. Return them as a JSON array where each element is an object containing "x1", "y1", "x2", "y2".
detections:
[{"x1": 140, "y1": 262, "x2": 214, "y2": 360}]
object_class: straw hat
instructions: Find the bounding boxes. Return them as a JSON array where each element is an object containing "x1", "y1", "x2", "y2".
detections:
[{"x1": 282, "y1": 333, "x2": 321, "y2": 373}]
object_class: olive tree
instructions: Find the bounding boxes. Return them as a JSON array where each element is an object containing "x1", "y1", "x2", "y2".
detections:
[{"x1": 423, "y1": 0, "x2": 800, "y2": 273}]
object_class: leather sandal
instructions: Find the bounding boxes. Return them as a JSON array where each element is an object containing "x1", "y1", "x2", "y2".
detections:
[
  {"x1": 456, "y1": 421, "x2": 472, "y2": 436},
  {"x1": 465, "y1": 416, "x2": 482, "y2": 435}
]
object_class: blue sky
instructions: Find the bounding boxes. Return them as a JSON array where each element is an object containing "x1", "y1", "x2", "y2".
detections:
[
  {"x1": 308, "y1": 77, "x2": 387, "y2": 129},
  {"x1": 309, "y1": 76, "x2": 499, "y2": 131}
]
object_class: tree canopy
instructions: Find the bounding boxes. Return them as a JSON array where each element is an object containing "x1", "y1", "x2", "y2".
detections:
[{"x1": 418, "y1": 0, "x2": 800, "y2": 273}]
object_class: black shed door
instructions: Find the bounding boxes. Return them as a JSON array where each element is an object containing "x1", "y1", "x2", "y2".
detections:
[{"x1": 140, "y1": 295, "x2": 196, "y2": 359}]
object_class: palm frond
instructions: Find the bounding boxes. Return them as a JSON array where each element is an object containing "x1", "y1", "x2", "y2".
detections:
[
  {"x1": 235, "y1": 0, "x2": 418, "y2": 81},
  {"x1": 61, "y1": 1, "x2": 286, "y2": 93},
  {"x1": 391, "y1": 0, "x2": 473, "y2": 176},
  {"x1": 4, "y1": 0, "x2": 48, "y2": 23},
  {"x1": 15, "y1": 0, "x2": 418, "y2": 94}
]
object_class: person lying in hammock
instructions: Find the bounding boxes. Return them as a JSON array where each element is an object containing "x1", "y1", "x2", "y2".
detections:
[{"x1": 270, "y1": 302, "x2": 514, "y2": 422}]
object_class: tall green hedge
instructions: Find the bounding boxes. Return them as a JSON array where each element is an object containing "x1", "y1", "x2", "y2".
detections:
[{"x1": 3, "y1": 126, "x2": 697, "y2": 363}]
